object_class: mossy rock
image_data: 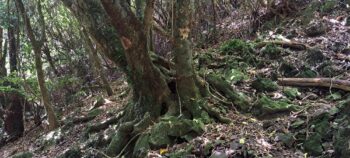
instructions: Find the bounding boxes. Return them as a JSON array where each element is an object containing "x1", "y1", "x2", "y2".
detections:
[
  {"x1": 87, "y1": 108, "x2": 103, "y2": 117},
  {"x1": 220, "y1": 39, "x2": 254, "y2": 55},
  {"x1": 252, "y1": 96, "x2": 299, "y2": 117},
  {"x1": 334, "y1": 123, "x2": 350, "y2": 157},
  {"x1": 261, "y1": 44, "x2": 283, "y2": 59},
  {"x1": 311, "y1": 113, "x2": 331, "y2": 138},
  {"x1": 297, "y1": 67, "x2": 317, "y2": 78},
  {"x1": 304, "y1": 21, "x2": 327, "y2": 37},
  {"x1": 277, "y1": 133, "x2": 295, "y2": 147},
  {"x1": 283, "y1": 87, "x2": 301, "y2": 99},
  {"x1": 318, "y1": 62, "x2": 343, "y2": 77},
  {"x1": 346, "y1": 16, "x2": 350, "y2": 26},
  {"x1": 224, "y1": 68, "x2": 248, "y2": 84},
  {"x1": 326, "y1": 92, "x2": 342, "y2": 101},
  {"x1": 11, "y1": 152, "x2": 33, "y2": 158},
  {"x1": 149, "y1": 117, "x2": 205, "y2": 147},
  {"x1": 279, "y1": 62, "x2": 298, "y2": 77},
  {"x1": 58, "y1": 147, "x2": 82, "y2": 158},
  {"x1": 300, "y1": 1, "x2": 322, "y2": 25},
  {"x1": 220, "y1": 39, "x2": 257, "y2": 64},
  {"x1": 92, "y1": 96, "x2": 105, "y2": 109},
  {"x1": 320, "y1": 0, "x2": 337, "y2": 13},
  {"x1": 251, "y1": 78, "x2": 278, "y2": 92},
  {"x1": 306, "y1": 48, "x2": 325, "y2": 65},
  {"x1": 334, "y1": 98, "x2": 350, "y2": 157},
  {"x1": 167, "y1": 145, "x2": 194, "y2": 158},
  {"x1": 133, "y1": 134, "x2": 151, "y2": 158},
  {"x1": 303, "y1": 133, "x2": 323, "y2": 156}
]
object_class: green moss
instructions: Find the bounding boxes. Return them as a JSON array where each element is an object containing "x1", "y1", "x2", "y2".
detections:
[
  {"x1": 133, "y1": 134, "x2": 151, "y2": 158},
  {"x1": 220, "y1": 39, "x2": 253, "y2": 55},
  {"x1": 261, "y1": 44, "x2": 282, "y2": 59},
  {"x1": 326, "y1": 92, "x2": 342, "y2": 101},
  {"x1": 168, "y1": 145, "x2": 194, "y2": 158},
  {"x1": 224, "y1": 68, "x2": 248, "y2": 84},
  {"x1": 12, "y1": 152, "x2": 33, "y2": 158},
  {"x1": 149, "y1": 117, "x2": 205, "y2": 147},
  {"x1": 279, "y1": 62, "x2": 298, "y2": 77},
  {"x1": 220, "y1": 39, "x2": 257, "y2": 64},
  {"x1": 303, "y1": 133, "x2": 323, "y2": 156},
  {"x1": 252, "y1": 96, "x2": 299, "y2": 117},
  {"x1": 87, "y1": 109, "x2": 103, "y2": 117},
  {"x1": 297, "y1": 67, "x2": 317, "y2": 78},
  {"x1": 283, "y1": 87, "x2": 300, "y2": 99},
  {"x1": 58, "y1": 147, "x2": 82, "y2": 158},
  {"x1": 251, "y1": 78, "x2": 278, "y2": 92},
  {"x1": 320, "y1": 0, "x2": 337, "y2": 13}
]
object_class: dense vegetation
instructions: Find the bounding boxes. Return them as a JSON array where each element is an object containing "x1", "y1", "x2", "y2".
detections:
[{"x1": 0, "y1": 0, "x2": 349, "y2": 157}]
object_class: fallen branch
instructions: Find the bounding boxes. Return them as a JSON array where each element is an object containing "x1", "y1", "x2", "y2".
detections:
[
  {"x1": 277, "y1": 78, "x2": 350, "y2": 92},
  {"x1": 256, "y1": 41, "x2": 310, "y2": 50}
]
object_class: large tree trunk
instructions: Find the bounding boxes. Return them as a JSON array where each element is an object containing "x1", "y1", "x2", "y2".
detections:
[
  {"x1": 173, "y1": 0, "x2": 204, "y2": 118},
  {"x1": 8, "y1": 22, "x2": 18, "y2": 73},
  {"x1": 100, "y1": 0, "x2": 172, "y2": 118},
  {"x1": 2, "y1": 91, "x2": 24, "y2": 139},
  {"x1": 0, "y1": 28, "x2": 6, "y2": 77},
  {"x1": 15, "y1": 0, "x2": 59, "y2": 130}
]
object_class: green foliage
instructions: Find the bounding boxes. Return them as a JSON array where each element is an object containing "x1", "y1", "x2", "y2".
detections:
[
  {"x1": 11, "y1": 152, "x2": 33, "y2": 158},
  {"x1": 283, "y1": 87, "x2": 301, "y2": 99},
  {"x1": 220, "y1": 39, "x2": 258, "y2": 65},
  {"x1": 261, "y1": 44, "x2": 282, "y2": 59},
  {"x1": 252, "y1": 95, "x2": 299, "y2": 117},
  {"x1": 251, "y1": 78, "x2": 278, "y2": 92},
  {"x1": 223, "y1": 68, "x2": 248, "y2": 84},
  {"x1": 320, "y1": 0, "x2": 337, "y2": 13},
  {"x1": 220, "y1": 39, "x2": 254, "y2": 55}
]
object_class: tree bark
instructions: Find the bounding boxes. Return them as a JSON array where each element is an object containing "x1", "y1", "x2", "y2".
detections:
[
  {"x1": 173, "y1": 0, "x2": 204, "y2": 117},
  {"x1": 100, "y1": 0, "x2": 171, "y2": 118},
  {"x1": 61, "y1": 0, "x2": 129, "y2": 75},
  {"x1": 0, "y1": 28, "x2": 6, "y2": 77},
  {"x1": 15, "y1": 0, "x2": 59, "y2": 130},
  {"x1": 8, "y1": 23, "x2": 18, "y2": 73}
]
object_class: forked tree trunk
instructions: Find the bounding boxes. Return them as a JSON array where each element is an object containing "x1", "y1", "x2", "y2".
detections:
[
  {"x1": 100, "y1": 0, "x2": 171, "y2": 118},
  {"x1": 15, "y1": 0, "x2": 59, "y2": 130}
]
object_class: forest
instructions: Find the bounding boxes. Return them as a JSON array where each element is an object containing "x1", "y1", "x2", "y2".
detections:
[{"x1": 0, "y1": 0, "x2": 350, "y2": 157}]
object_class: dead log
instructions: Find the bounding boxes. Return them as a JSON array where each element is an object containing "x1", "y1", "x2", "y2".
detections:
[
  {"x1": 256, "y1": 41, "x2": 310, "y2": 50},
  {"x1": 277, "y1": 78, "x2": 350, "y2": 92}
]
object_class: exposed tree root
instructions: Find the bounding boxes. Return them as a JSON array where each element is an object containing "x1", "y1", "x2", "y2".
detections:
[
  {"x1": 86, "y1": 112, "x2": 124, "y2": 134},
  {"x1": 72, "y1": 115, "x2": 97, "y2": 124},
  {"x1": 278, "y1": 78, "x2": 350, "y2": 92},
  {"x1": 205, "y1": 74, "x2": 251, "y2": 112}
]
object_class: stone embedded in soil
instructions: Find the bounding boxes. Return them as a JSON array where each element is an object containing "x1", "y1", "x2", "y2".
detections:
[
  {"x1": 279, "y1": 62, "x2": 299, "y2": 77},
  {"x1": 11, "y1": 152, "x2": 33, "y2": 158},
  {"x1": 306, "y1": 48, "x2": 325, "y2": 65},
  {"x1": 277, "y1": 133, "x2": 295, "y2": 148},
  {"x1": 283, "y1": 87, "x2": 301, "y2": 99},
  {"x1": 304, "y1": 21, "x2": 327, "y2": 37},
  {"x1": 346, "y1": 17, "x2": 350, "y2": 26},
  {"x1": 252, "y1": 96, "x2": 299, "y2": 117},
  {"x1": 251, "y1": 78, "x2": 278, "y2": 92},
  {"x1": 58, "y1": 147, "x2": 82, "y2": 158},
  {"x1": 303, "y1": 133, "x2": 323, "y2": 156}
]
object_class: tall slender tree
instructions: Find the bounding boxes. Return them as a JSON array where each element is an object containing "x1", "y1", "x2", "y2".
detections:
[{"x1": 15, "y1": 0, "x2": 59, "y2": 130}]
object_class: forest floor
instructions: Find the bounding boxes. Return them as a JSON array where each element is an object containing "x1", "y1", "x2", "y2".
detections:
[{"x1": 1, "y1": 2, "x2": 350, "y2": 158}]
